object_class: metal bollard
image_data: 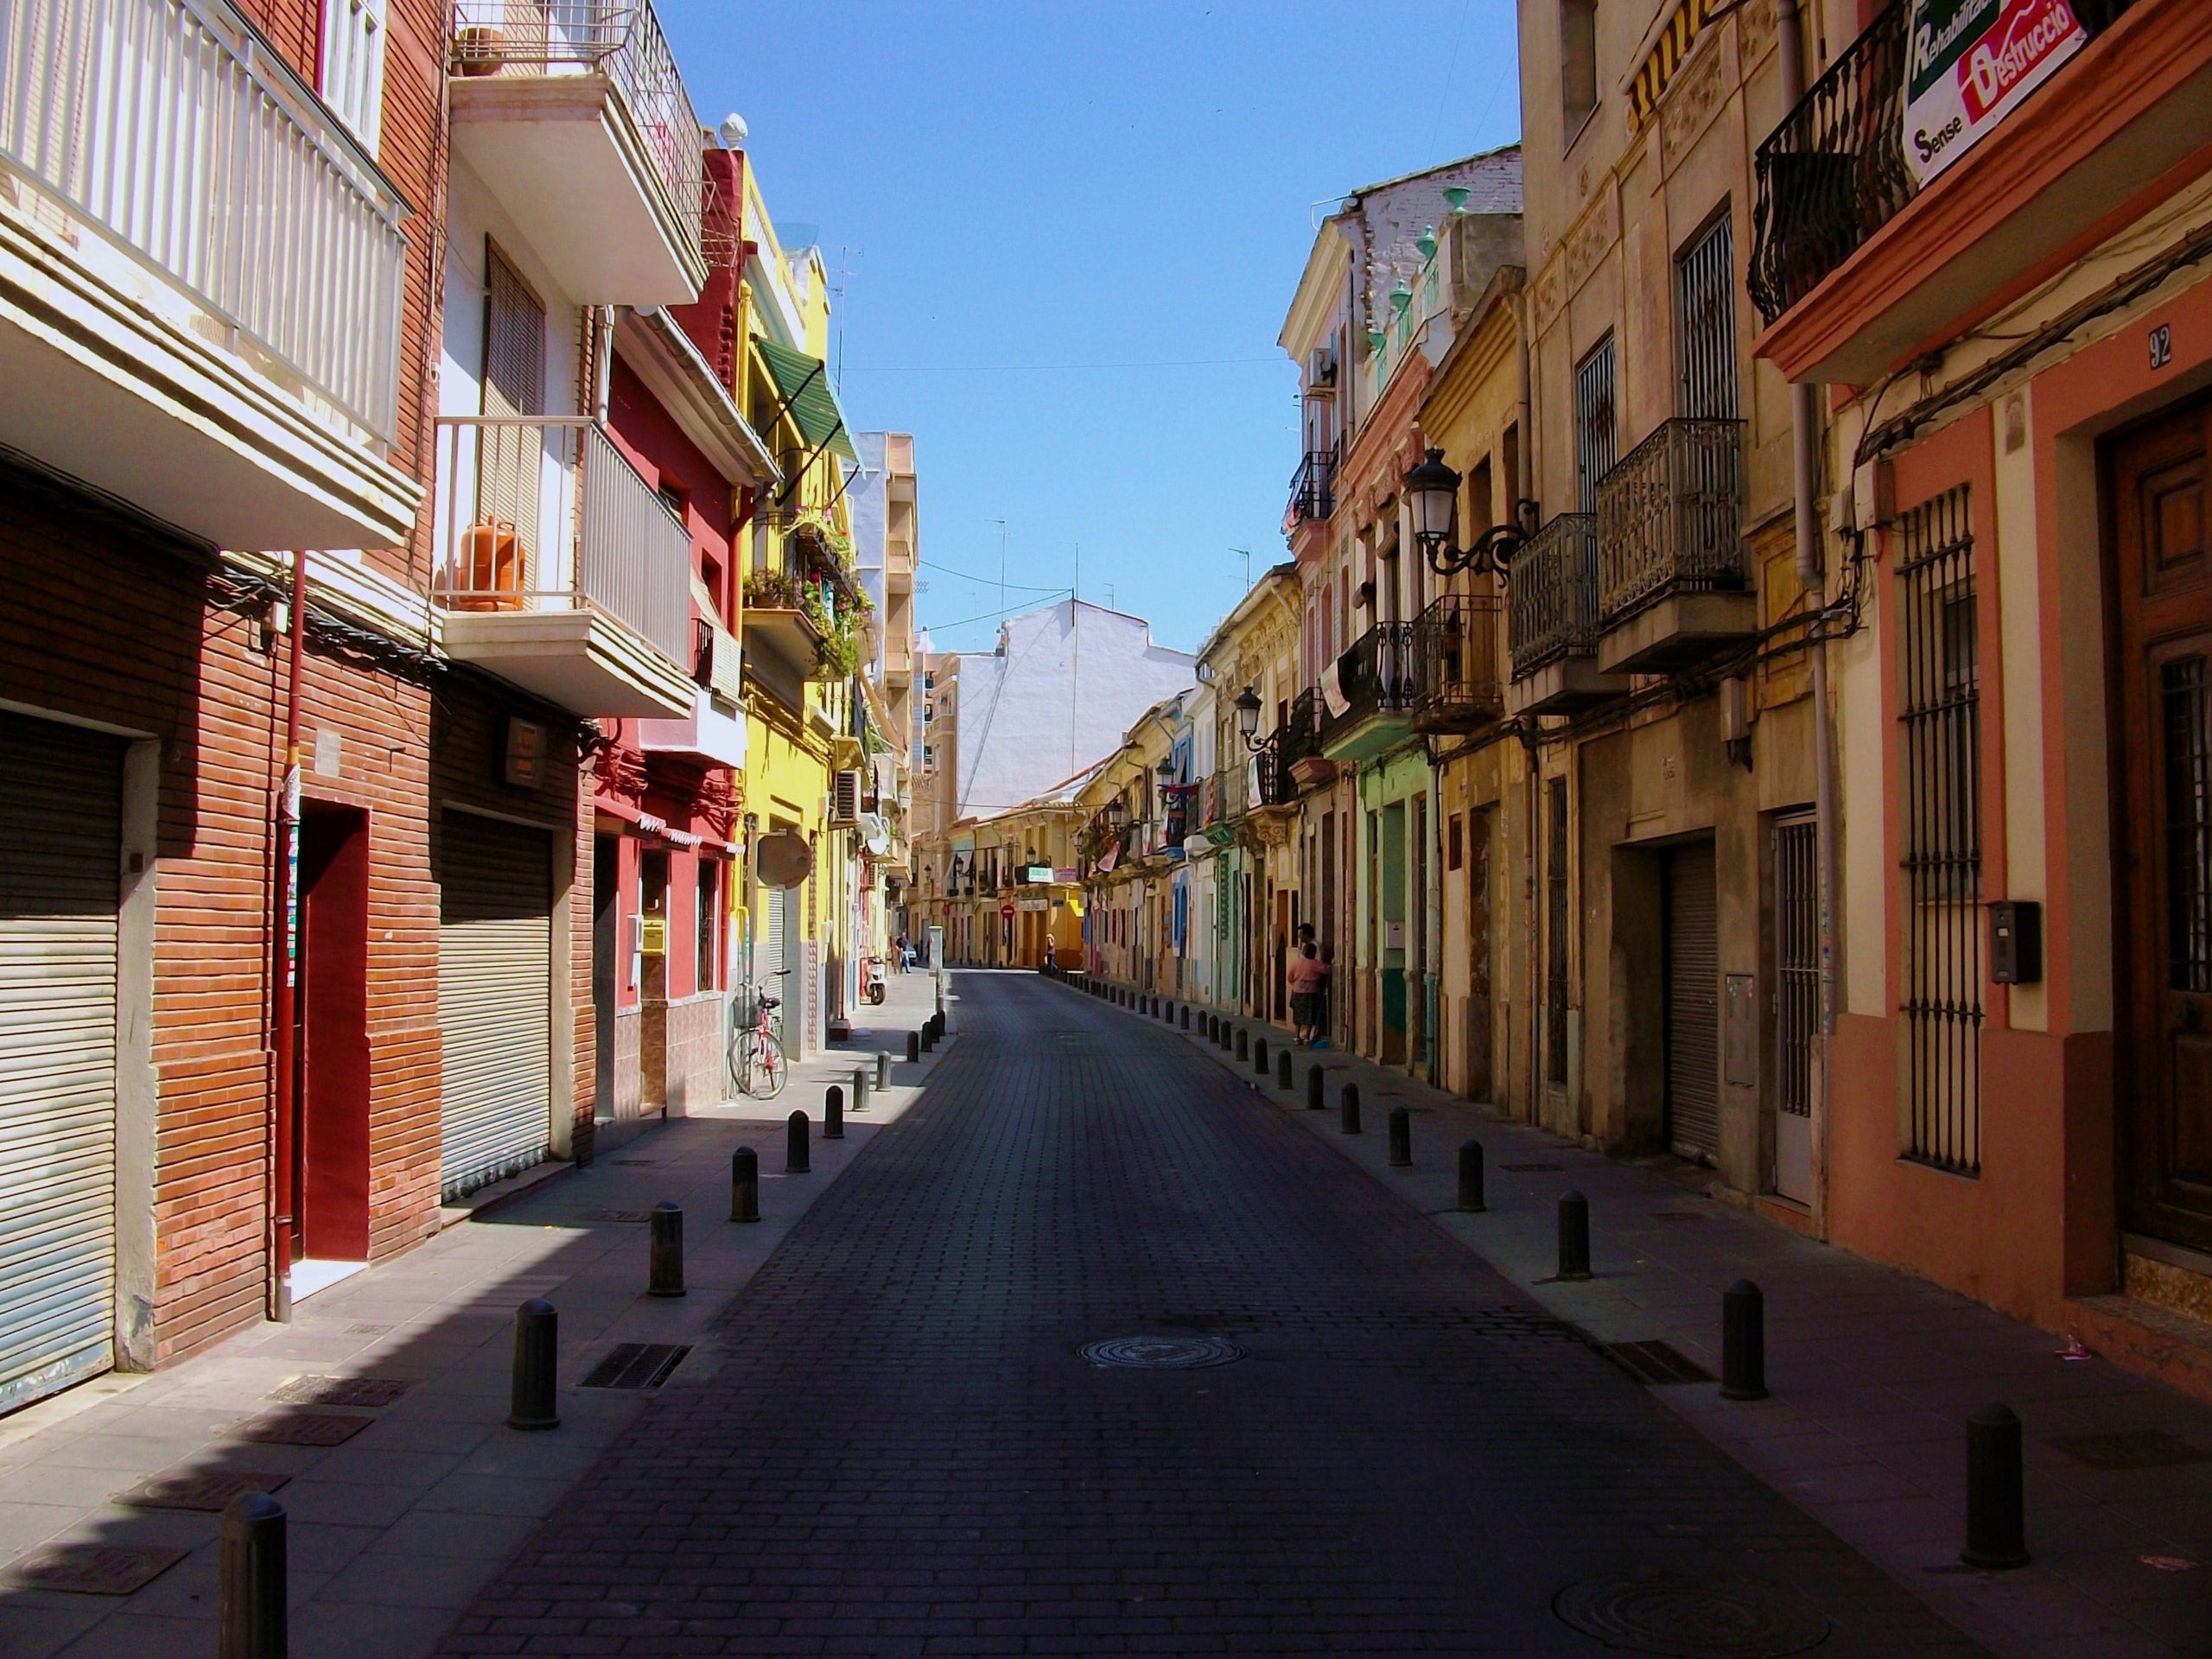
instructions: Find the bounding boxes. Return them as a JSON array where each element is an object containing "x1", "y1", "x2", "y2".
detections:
[
  {"x1": 1720, "y1": 1280, "x2": 1768, "y2": 1401},
  {"x1": 507, "y1": 1298, "x2": 559, "y2": 1430},
  {"x1": 1149, "y1": 995, "x2": 1159, "y2": 1017},
  {"x1": 875, "y1": 1051, "x2": 890, "y2": 1090},
  {"x1": 218, "y1": 1491, "x2": 286, "y2": 1659},
  {"x1": 852, "y1": 1066, "x2": 870, "y2": 1114},
  {"x1": 1235, "y1": 1028, "x2": 1249, "y2": 1062},
  {"x1": 824, "y1": 1084, "x2": 844, "y2": 1141},
  {"x1": 1253, "y1": 1036, "x2": 1268, "y2": 1075},
  {"x1": 921, "y1": 1020, "x2": 936, "y2": 1053},
  {"x1": 787, "y1": 1109, "x2": 810, "y2": 1174},
  {"x1": 1181, "y1": 1005, "x2": 1192, "y2": 1030},
  {"x1": 1207, "y1": 1014, "x2": 1218, "y2": 1042},
  {"x1": 1556, "y1": 1191, "x2": 1592, "y2": 1281},
  {"x1": 906, "y1": 1030, "x2": 921, "y2": 1063},
  {"x1": 1164, "y1": 1000, "x2": 1174, "y2": 1023},
  {"x1": 1388, "y1": 1105, "x2": 1412, "y2": 1166},
  {"x1": 1339, "y1": 1082, "x2": 1361, "y2": 1135},
  {"x1": 1457, "y1": 1140, "x2": 1486, "y2": 1211},
  {"x1": 1278, "y1": 1048, "x2": 1293, "y2": 1090},
  {"x1": 731, "y1": 1147, "x2": 759, "y2": 1224},
  {"x1": 1308, "y1": 1065, "x2": 1325, "y2": 1111},
  {"x1": 1962, "y1": 1404, "x2": 2031, "y2": 1569},
  {"x1": 648, "y1": 1202, "x2": 684, "y2": 1298}
]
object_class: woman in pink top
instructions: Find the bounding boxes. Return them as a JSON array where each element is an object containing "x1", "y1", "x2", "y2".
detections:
[{"x1": 1287, "y1": 944, "x2": 1329, "y2": 1047}]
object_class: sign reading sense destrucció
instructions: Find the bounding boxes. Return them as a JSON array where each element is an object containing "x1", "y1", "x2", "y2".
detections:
[{"x1": 1904, "y1": 0, "x2": 2086, "y2": 186}]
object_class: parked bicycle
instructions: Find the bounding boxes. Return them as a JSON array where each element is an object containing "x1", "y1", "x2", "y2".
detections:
[{"x1": 728, "y1": 970, "x2": 791, "y2": 1100}]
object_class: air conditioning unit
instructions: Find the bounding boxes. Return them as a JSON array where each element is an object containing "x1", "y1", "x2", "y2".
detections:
[
  {"x1": 1306, "y1": 345, "x2": 1338, "y2": 391},
  {"x1": 829, "y1": 769, "x2": 861, "y2": 827}
]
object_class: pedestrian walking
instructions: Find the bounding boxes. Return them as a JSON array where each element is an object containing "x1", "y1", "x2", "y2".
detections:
[
  {"x1": 895, "y1": 931, "x2": 912, "y2": 973},
  {"x1": 1043, "y1": 937, "x2": 1057, "y2": 972},
  {"x1": 1287, "y1": 943, "x2": 1328, "y2": 1047}
]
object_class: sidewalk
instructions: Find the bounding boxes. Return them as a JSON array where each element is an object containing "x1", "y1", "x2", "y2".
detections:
[
  {"x1": 1071, "y1": 979, "x2": 2212, "y2": 1659},
  {"x1": 0, "y1": 971, "x2": 957, "y2": 1659}
]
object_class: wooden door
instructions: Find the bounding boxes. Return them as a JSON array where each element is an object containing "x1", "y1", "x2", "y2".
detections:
[{"x1": 2113, "y1": 392, "x2": 2212, "y2": 1251}]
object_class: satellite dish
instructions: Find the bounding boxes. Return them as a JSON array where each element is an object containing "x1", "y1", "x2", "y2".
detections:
[
  {"x1": 754, "y1": 829, "x2": 812, "y2": 890},
  {"x1": 718, "y1": 112, "x2": 748, "y2": 148}
]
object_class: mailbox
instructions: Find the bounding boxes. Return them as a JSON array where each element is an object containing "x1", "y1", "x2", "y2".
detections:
[{"x1": 1990, "y1": 900, "x2": 2042, "y2": 985}]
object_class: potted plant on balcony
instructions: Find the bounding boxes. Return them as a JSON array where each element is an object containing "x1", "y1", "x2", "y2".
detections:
[{"x1": 452, "y1": 23, "x2": 506, "y2": 74}]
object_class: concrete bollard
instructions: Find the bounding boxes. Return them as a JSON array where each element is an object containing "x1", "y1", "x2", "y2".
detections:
[
  {"x1": 1207, "y1": 1014, "x2": 1218, "y2": 1043},
  {"x1": 1253, "y1": 1036, "x2": 1268, "y2": 1076},
  {"x1": 1181, "y1": 1005, "x2": 1192, "y2": 1031},
  {"x1": 1235, "y1": 1028, "x2": 1249, "y2": 1062},
  {"x1": 1720, "y1": 1281, "x2": 1768, "y2": 1401},
  {"x1": 824, "y1": 1084, "x2": 844, "y2": 1141},
  {"x1": 218, "y1": 1491, "x2": 287, "y2": 1659},
  {"x1": 1308, "y1": 1065, "x2": 1325, "y2": 1111},
  {"x1": 921, "y1": 1020, "x2": 937, "y2": 1053},
  {"x1": 731, "y1": 1147, "x2": 760, "y2": 1223},
  {"x1": 787, "y1": 1109, "x2": 810, "y2": 1174},
  {"x1": 1457, "y1": 1140, "x2": 1486, "y2": 1211},
  {"x1": 1163, "y1": 1000, "x2": 1174, "y2": 1023},
  {"x1": 1278, "y1": 1048, "x2": 1293, "y2": 1090},
  {"x1": 875, "y1": 1051, "x2": 890, "y2": 1090},
  {"x1": 648, "y1": 1202, "x2": 684, "y2": 1297},
  {"x1": 1339, "y1": 1082, "x2": 1361, "y2": 1135},
  {"x1": 1556, "y1": 1191, "x2": 1592, "y2": 1281},
  {"x1": 507, "y1": 1298, "x2": 559, "y2": 1430},
  {"x1": 1387, "y1": 1105, "x2": 1412, "y2": 1166},
  {"x1": 852, "y1": 1066, "x2": 870, "y2": 1114},
  {"x1": 906, "y1": 1030, "x2": 921, "y2": 1063},
  {"x1": 1962, "y1": 1404, "x2": 2031, "y2": 1569}
]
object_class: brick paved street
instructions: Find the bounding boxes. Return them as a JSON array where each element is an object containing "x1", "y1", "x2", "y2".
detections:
[{"x1": 441, "y1": 971, "x2": 1986, "y2": 1656}]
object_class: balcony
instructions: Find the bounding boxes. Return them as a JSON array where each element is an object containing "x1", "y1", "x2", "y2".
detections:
[
  {"x1": 1750, "y1": 0, "x2": 2195, "y2": 385},
  {"x1": 1409, "y1": 594, "x2": 1503, "y2": 733},
  {"x1": 740, "y1": 568, "x2": 826, "y2": 706},
  {"x1": 638, "y1": 617, "x2": 744, "y2": 765},
  {"x1": 1319, "y1": 623, "x2": 1415, "y2": 763},
  {"x1": 1595, "y1": 418, "x2": 1753, "y2": 675},
  {"x1": 448, "y1": 0, "x2": 706, "y2": 305},
  {"x1": 0, "y1": 0, "x2": 416, "y2": 550},
  {"x1": 433, "y1": 416, "x2": 696, "y2": 715},
  {"x1": 1506, "y1": 515, "x2": 1624, "y2": 715},
  {"x1": 1284, "y1": 447, "x2": 1337, "y2": 531}
]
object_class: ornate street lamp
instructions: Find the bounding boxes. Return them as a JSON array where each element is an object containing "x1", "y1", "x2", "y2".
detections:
[
  {"x1": 1103, "y1": 794, "x2": 1127, "y2": 832},
  {"x1": 1406, "y1": 446, "x2": 1541, "y2": 579},
  {"x1": 1234, "y1": 685, "x2": 1265, "y2": 753}
]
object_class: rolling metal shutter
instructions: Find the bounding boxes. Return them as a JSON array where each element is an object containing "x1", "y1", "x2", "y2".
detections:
[
  {"x1": 0, "y1": 714, "x2": 123, "y2": 1413},
  {"x1": 438, "y1": 811, "x2": 552, "y2": 1201},
  {"x1": 1664, "y1": 842, "x2": 1720, "y2": 1161}
]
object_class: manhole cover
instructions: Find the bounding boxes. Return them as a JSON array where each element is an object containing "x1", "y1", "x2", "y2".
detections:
[
  {"x1": 582, "y1": 1343, "x2": 692, "y2": 1389},
  {"x1": 1604, "y1": 1340, "x2": 1715, "y2": 1386},
  {"x1": 9, "y1": 1543, "x2": 187, "y2": 1595},
  {"x1": 113, "y1": 1469, "x2": 291, "y2": 1511},
  {"x1": 2046, "y1": 1429, "x2": 2211, "y2": 1470},
  {"x1": 1080, "y1": 1336, "x2": 1243, "y2": 1370},
  {"x1": 267, "y1": 1375, "x2": 410, "y2": 1408},
  {"x1": 1554, "y1": 1574, "x2": 1829, "y2": 1656},
  {"x1": 235, "y1": 1411, "x2": 375, "y2": 1446}
]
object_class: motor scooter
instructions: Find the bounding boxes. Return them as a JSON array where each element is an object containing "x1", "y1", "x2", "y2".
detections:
[{"x1": 861, "y1": 955, "x2": 887, "y2": 1006}]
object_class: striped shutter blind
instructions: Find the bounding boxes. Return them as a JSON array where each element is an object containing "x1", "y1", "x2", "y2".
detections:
[
  {"x1": 479, "y1": 245, "x2": 548, "y2": 578},
  {"x1": 437, "y1": 811, "x2": 553, "y2": 1201},
  {"x1": 0, "y1": 714, "x2": 123, "y2": 1413},
  {"x1": 1664, "y1": 842, "x2": 1721, "y2": 1160}
]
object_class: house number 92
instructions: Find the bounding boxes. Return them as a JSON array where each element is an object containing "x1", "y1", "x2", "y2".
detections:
[{"x1": 2151, "y1": 324, "x2": 2173, "y2": 372}]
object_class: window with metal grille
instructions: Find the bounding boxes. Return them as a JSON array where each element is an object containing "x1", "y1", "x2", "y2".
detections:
[
  {"x1": 1773, "y1": 815, "x2": 1816, "y2": 1120},
  {"x1": 1897, "y1": 486, "x2": 1981, "y2": 1173},
  {"x1": 1575, "y1": 337, "x2": 1617, "y2": 514},
  {"x1": 1547, "y1": 776, "x2": 1570, "y2": 1084},
  {"x1": 1675, "y1": 213, "x2": 1738, "y2": 421}
]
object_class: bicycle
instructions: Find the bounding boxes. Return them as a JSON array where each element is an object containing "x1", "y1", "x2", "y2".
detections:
[{"x1": 728, "y1": 971, "x2": 791, "y2": 1100}]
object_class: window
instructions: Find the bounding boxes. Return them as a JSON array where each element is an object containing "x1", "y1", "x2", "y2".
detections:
[
  {"x1": 1470, "y1": 457, "x2": 1494, "y2": 541},
  {"x1": 1447, "y1": 812, "x2": 1464, "y2": 873},
  {"x1": 1575, "y1": 336, "x2": 1617, "y2": 514},
  {"x1": 1547, "y1": 777, "x2": 1570, "y2": 1085},
  {"x1": 321, "y1": 0, "x2": 387, "y2": 151},
  {"x1": 480, "y1": 245, "x2": 547, "y2": 575},
  {"x1": 1773, "y1": 815, "x2": 1817, "y2": 1122},
  {"x1": 696, "y1": 860, "x2": 720, "y2": 993},
  {"x1": 1897, "y1": 486, "x2": 1981, "y2": 1173},
  {"x1": 1675, "y1": 213, "x2": 1738, "y2": 421},
  {"x1": 1503, "y1": 423, "x2": 1521, "y2": 513},
  {"x1": 1561, "y1": 0, "x2": 1599, "y2": 135}
]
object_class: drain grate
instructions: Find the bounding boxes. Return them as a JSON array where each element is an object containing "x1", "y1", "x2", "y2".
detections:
[
  {"x1": 1499, "y1": 1162, "x2": 1563, "y2": 1173},
  {"x1": 2046, "y1": 1429, "x2": 2212, "y2": 1470},
  {"x1": 582, "y1": 1343, "x2": 692, "y2": 1389},
  {"x1": 113, "y1": 1470, "x2": 290, "y2": 1511},
  {"x1": 266, "y1": 1375, "x2": 410, "y2": 1408},
  {"x1": 235, "y1": 1411, "x2": 375, "y2": 1446},
  {"x1": 1081, "y1": 1336, "x2": 1243, "y2": 1370},
  {"x1": 1603, "y1": 1340, "x2": 1714, "y2": 1386},
  {"x1": 1555, "y1": 1574, "x2": 1829, "y2": 1657},
  {"x1": 9, "y1": 1543, "x2": 187, "y2": 1596}
]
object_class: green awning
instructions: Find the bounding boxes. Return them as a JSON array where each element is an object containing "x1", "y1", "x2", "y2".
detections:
[{"x1": 754, "y1": 336, "x2": 858, "y2": 463}]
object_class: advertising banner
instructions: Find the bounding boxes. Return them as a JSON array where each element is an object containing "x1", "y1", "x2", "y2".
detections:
[{"x1": 1904, "y1": 0, "x2": 2086, "y2": 185}]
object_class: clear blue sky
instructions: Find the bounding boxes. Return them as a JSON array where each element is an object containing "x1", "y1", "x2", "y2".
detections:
[{"x1": 658, "y1": 1, "x2": 1522, "y2": 656}]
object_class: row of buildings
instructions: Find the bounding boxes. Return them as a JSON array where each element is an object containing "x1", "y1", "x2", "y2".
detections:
[
  {"x1": 0, "y1": 0, "x2": 918, "y2": 1410},
  {"x1": 1058, "y1": 0, "x2": 2212, "y2": 1400}
]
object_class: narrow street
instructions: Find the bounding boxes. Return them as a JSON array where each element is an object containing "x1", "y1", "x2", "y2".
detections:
[{"x1": 439, "y1": 972, "x2": 1983, "y2": 1657}]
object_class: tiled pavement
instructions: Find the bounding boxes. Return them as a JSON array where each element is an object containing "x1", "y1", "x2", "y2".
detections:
[
  {"x1": 1106, "y1": 982, "x2": 2212, "y2": 1659},
  {"x1": 437, "y1": 969, "x2": 1991, "y2": 1656},
  {"x1": 0, "y1": 971, "x2": 954, "y2": 1659}
]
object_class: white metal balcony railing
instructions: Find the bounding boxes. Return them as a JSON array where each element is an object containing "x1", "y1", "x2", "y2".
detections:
[
  {"x1": 449, "y1": 0, "x2": 703, "y2": 251},
  {"x1": 0, "y1": 0, "x2": 410, "y2": 440},
  {"x1": 434, "y1": 415, "x2": 691, "y2": 666}
]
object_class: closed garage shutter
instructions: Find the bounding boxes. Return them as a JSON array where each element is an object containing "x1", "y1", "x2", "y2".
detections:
[
  {"x1": 0, "y1": 714, "x2": 122, "y2": 1412},
  {"x1": 1664, "y1": 842, "x2": 1720, "y2": 1161},
  {"x1": 438, "y1": 811, "x2": 552, "y2": 1201}
]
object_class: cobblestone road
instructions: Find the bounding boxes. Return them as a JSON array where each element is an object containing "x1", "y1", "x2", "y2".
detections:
[{"x1": 440, "y1": 971, "x2": 1986, "y2": 1656}]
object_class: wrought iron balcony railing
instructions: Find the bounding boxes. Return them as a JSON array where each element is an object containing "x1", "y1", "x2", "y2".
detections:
[
  {"x1": 1410, "y1": 594, "x2": 1503, "y2": 729},
  {"x1": 2, "y1": 0, "x2": 410, "y2": 440},
  {"x1": 1750, "y1": 0, "x2": 2134, "y2": 323},
  {"x1": 1286, "y1": 446, "x2": 1337, "y2": 528},
  {"x1": 1596, "y1": 418, "x2": 1746, "y2": 626},
  {"x1": 1324, "y1": 622, "x2": 1415, "y2": 734},
  {"x1": 1507, "y1": 515, "x2": 1599, "y2": 677}
]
